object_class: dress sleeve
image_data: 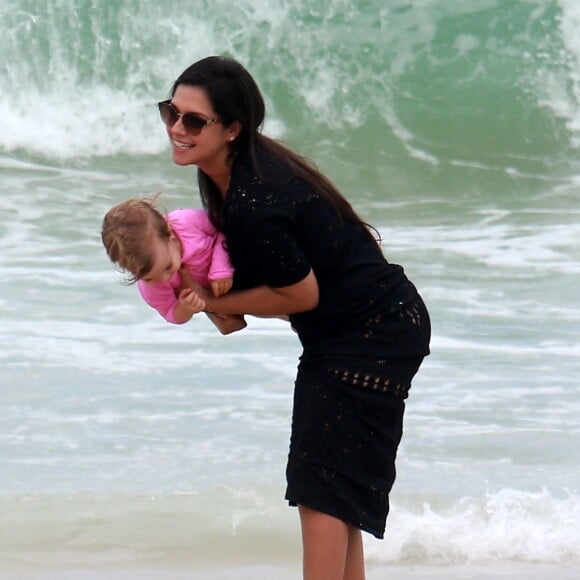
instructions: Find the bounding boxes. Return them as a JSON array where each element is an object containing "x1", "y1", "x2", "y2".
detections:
[
  {"x1": 231, "y1": 199, "x2": 312, "y2": 289},
  {"x1": 137, "y1": 280, "x2": 181, "y2": 324},
  {"x1": 209, "y1": 232, "x2": 235, "y2": 281},
  {"x1": 174, "y1": 209, "x2": 234, "y2": 283}
]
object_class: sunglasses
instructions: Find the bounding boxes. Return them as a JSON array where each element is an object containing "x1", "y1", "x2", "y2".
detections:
[{"x1": 158, "y1": 100, "x2": 219, "y2": 135}]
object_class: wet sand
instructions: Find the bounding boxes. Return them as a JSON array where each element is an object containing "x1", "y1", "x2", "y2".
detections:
[{"x1": 2, "y1": 562, "x2": 579, "y2": 579}]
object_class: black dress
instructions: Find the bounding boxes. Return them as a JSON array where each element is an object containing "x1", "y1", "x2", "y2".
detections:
[{"x1": 223, "y1": 149, "x2": 431, "y2": 539}]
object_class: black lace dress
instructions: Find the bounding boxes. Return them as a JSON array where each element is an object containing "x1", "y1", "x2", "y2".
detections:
[{"x1": 223, "y1": 149, "x2": 431, "y2": 539}]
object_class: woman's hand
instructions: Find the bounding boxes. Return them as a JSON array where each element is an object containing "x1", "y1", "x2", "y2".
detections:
[
  {"x1": 210, "y1": 276, "x2": 233, "y2": 297},
  {"x1": 179, "y1": 267, "x2": 247, "y2": 335}
]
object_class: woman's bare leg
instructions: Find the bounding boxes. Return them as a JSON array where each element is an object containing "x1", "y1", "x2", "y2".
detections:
[
  {"x1": 299, "y1": 505, "x2": 365, "y2": 580},
  {"x1": 344, "y1": 526, "x2": 365, "y2": 580}
]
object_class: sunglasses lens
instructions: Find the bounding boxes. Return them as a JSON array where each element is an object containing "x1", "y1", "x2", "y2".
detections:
[
  {"x1": 158, "y1": 102, "x2": 177, "y2": 126},
  {"x1": 182, "y1": 114, "x2": 206, "y2": 135}
]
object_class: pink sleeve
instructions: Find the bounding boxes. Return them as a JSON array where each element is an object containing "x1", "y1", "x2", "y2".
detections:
[
  {"x1": 208, "y1": 232, "x2": 235, "y2": 281},
  {"x1": 137, "y1": 280, "x2": 181, "y2": 324}
]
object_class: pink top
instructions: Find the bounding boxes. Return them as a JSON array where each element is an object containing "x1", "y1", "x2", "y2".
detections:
[{"x1": 137, "y1": 208, "x2": 233, "y2": 324}]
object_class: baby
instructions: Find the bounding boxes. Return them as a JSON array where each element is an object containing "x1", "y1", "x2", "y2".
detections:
[{"x1": 101, "y1": 194, "x2": 246, "y2": 334}]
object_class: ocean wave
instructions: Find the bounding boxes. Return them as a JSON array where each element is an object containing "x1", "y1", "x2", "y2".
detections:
[{"x1": 1, "y1": 0, "x2": 579, "y2": 164}]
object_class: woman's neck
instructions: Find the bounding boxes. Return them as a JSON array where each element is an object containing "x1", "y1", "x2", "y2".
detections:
[
  {"x1": 213, "y1": 172, "x2": 230, "y2": 198},
  {"x1": 201, "y1": 165, "x2": 231, "y2": 198}
]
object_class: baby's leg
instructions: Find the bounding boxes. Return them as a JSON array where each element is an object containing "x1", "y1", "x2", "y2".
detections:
[{"x1": 205, "y1": 312, "x2": 247, "y2": 335}]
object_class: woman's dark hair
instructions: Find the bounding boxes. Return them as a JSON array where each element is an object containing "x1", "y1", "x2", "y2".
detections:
[{"x1": 172, "y1": 56, "x2": 380, "y2": 248}]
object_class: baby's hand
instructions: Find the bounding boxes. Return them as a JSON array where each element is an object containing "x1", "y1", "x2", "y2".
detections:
[
  {"x1": 210, "y1": 277, "x2": 233, "y2": 297},
  {"x1": 178, "y1": 288, "x2": 206, "y2": 313}
]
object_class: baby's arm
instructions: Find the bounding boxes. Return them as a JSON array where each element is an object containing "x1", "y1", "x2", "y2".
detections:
[
  {"x1": 209, "y1": 232, "x2": 235, "y2": 282},
  {"x1": 172, "y1": 288, "x2": 206, "y2": 323},
  {"x1": 137, "y1": 280, "x2": 203, "y2": 325}
]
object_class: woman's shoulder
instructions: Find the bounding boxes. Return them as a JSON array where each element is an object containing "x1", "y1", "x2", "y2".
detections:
[
  {"x1": 230, "y1": 147, "x2": 311, "y2": 206},
  {"x1": 232, "y1": 144, "x2": 296, "y2": 182}
]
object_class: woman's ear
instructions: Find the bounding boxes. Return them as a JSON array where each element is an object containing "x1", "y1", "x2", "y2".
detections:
[{"x1": 227, "y1": 120, "x2": 242, "y2": 142}]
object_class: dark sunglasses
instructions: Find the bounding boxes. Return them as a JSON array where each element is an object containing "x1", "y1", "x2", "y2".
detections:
[{"x1": 158, "y1": 100, "x2": 219, "y2": 135}]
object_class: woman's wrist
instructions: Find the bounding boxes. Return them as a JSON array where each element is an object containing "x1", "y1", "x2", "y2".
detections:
[{"x1": 203, "y1": 294, "x2": 217, "y2": 313}]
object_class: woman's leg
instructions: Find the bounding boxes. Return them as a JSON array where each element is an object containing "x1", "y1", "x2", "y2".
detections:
[
  {"x1": 344, "y1": 526, "x2": 365, "y2": 580},
  {"x1": 299, "y1": 505, "x2": 365, "y2": 580}
]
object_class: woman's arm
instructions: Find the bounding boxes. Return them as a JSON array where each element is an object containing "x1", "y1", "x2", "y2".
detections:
[{"x1": 180, "y1": 267, "x2": 319, "y2": 316}]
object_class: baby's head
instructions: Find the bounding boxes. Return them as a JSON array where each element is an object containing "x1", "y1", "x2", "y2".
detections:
[{"x1": 101, "y1": 195, "x2": 180, "y2": 284}]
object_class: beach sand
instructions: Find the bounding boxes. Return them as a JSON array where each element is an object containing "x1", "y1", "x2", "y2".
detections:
[{"x1": 1, "y1": 562, "x2": 579, "y2": 579}]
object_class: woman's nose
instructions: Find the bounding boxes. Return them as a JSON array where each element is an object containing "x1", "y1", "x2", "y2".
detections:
[{"x1": 169, "y1": 116, "x2": 186, "y2": 137}]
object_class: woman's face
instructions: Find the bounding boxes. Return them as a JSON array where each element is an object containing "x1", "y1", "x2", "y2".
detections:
[{"x1": 165, "y1": 84, "x2": 236, "y2": 171}]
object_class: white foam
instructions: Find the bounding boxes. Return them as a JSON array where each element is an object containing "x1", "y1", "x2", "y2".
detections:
[
  {"x1": 1, "y1": 87, "x2": 167, "y2": 160},
  {"x1": 536, "y1": 0, "x2": 580, "y2": 147},
  {"x1": 366, "y1": 488, "x2": 580, "y2": 564},
  {"x1": 379, "y1": 219, "x2": 580, "y2": 274}
]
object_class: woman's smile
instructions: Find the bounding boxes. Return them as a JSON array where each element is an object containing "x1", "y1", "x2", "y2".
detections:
[{"x1": 172, "y1": 139, "x2": 194, "y2": 151}]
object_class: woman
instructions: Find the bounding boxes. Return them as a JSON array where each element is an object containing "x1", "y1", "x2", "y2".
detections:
[{"x1": 158, "y1": 55, "x2": 430, "y2": 580}]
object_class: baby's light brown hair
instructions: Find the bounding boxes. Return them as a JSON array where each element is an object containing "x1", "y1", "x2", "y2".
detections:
[{"x1": 101, "y1": 194, "x2": 171, "y2": 284}]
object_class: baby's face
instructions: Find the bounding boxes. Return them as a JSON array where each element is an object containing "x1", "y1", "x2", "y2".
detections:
[{"x1": 141, "y1": 234, "x2": 182, "y2": 284}]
